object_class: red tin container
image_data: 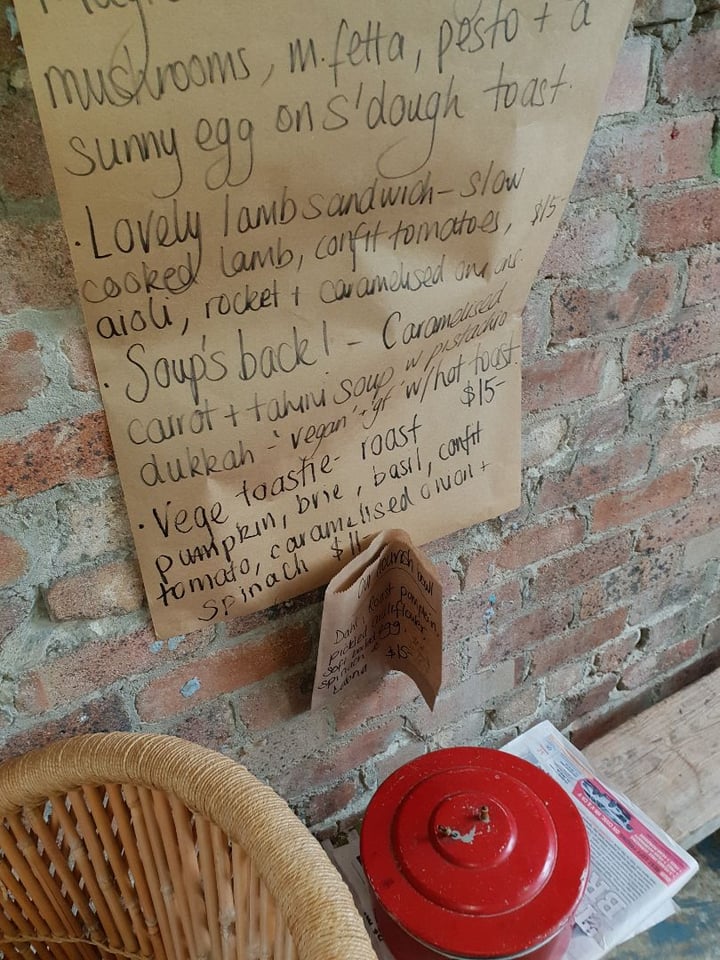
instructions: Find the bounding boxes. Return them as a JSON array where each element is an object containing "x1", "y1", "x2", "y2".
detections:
[{"x1": 360, "y1": 747, "x2": 589, "y2": 960}]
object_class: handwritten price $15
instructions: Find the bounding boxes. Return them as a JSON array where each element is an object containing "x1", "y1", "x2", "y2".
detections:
[
  {"x1": 461, "y1": 376, "x2": 505, "y2": 408},
  {"x1": 531, "y1": 193, "x2": 564, "y2": 226}
]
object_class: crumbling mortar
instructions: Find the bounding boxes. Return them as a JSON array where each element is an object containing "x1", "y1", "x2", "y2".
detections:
[
  {"x1": 401, "y1": 715, "x2": 429, "y2": 744},
  {"x1": 520, "y1": 655, "x2": 532, "y2": 684},
  {"x1": 457, "y1": 632, "x2": 472, "y2": 677},
  {"x1": 452, "y1": 554, "x2": 469, "y2": 592},
  {"x1": 692, "y1": 9, "x2": 720, "y2": 33}
]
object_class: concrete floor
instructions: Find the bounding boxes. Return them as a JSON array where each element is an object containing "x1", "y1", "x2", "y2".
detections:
[{"x1": 607, "y1": 832, "x2": 720, "y2": 960}]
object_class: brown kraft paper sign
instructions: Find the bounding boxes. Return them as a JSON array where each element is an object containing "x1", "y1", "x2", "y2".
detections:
[{"x1": 16, "y1": 0, "x2": 634, "y2": 638}]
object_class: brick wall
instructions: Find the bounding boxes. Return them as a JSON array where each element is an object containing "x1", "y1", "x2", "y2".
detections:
[{"x1": 1, "y1": 2, "x2": 718, "y2": 835}]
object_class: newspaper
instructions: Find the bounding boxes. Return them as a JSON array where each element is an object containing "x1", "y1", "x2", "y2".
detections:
[
  {"x1": 502, "y1": 721, "x2": 697, "y2": 959},
  {"x1": 324, "y1": 721, "x2": 697, "y2": 960},
  {"x1": 323, "y1": 837, "x2": 396, "y2": 960}
]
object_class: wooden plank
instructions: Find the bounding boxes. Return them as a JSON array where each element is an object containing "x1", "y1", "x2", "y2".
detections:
[{"x1": 584, "y1": 667, "x2": 720, "y2": 850}]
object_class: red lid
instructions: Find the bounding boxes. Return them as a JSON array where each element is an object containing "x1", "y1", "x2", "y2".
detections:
[{"x1": 360, "y1": 747, "x2": 589, "y2": 959}]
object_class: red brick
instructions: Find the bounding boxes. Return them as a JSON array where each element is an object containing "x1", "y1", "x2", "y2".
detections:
[
  {"x1": 224, "y1": 607, "x2": 279, "y2": 638},
  {"x1": 574, "y1": 398, "x2": 629, "y2": 447},
  {"x1": 274, "y1": 720, "x2": 402, "y2": 799},
  {"x1": 637, "y1": 488, "x2": 720, "y2": 552},
  {"x1": 235, "y1": 667, "x2": 313, "y2": 731},
  {"x1": 136, "y1": 625, "x2": 313, "y2": 722},
  {"x1": 45, "y1": 559, "x2": 144, "y2": 622},
  {"x1": 491, "y1": 682, "x2": 541, "y2": 728},
  {"x1": 537, "y1": 441, "x2": 652, "y2": 514},
  {"x1": 580, "y1": 552, "x2": 678, "y2": 620},
  {"x1": 540, "y1": 209, "x2": 621, "y2": 279},
  {"x1": 531, "y1": 609, "x2": 629, "y2": 676},
  {"x1": 305, "y1": 779, "x2": 358, "y2": 826},
  {"x1": 408, "y1": 662, "x2": 520, "y2": 737},
  {"x1": 628, "y1": 569, "x2": 700, "y2": 628},
  {"x1": 638, "y1": 186, "x2": 720, "y2": 255},
  {"x1": 592, "y1": 464, "x2": 695, "y2": 533},
  {"x1": 333, "y1": 671, "x2": 418, "y2": 734},
  {"x1": 0, "y1": 532, "x2": 27, "y2": 586},
  {"x1": 18, "y1": 624, "x2": 210, "y2": 714},
  {"x1": 625, "y1": 303, "x2": 720, "y2": 379},
  {"x1": 574, "y1": 115, "x2": 712, "y2": 201},
  {"x1": 0, "y1": 694, "x2": 132, "y2": 763},
  {"x1": 662, "y1": 28, "x2": 720, "y2": 102},
  {"x1": 0, "y1": 218, "x2": 76, "y2": 313},
  {"x1": 523, "y1": 349, "x2": 606, "y2": 414},
  {"x1": 621, "y1": 636, "x2": 700, "y2": 690},
  {"x1": 639, "y1": 608, "x2": 686, "y2": 654},
  {"x1": 444, "y1": 581, "x2": 521, "y2": 645},
  {"x1": 634, "y1": 0, "x2": 696, "y2": 24},
  {"x1": 658, "y1": 635, "x2": 701, "y2": 671},
  {"x1": 163, "y1": 699, "x2": 237, "y2": 752},
  {"x1": 594, "y1": 632, "x2": 642, "y2": 674},
  {"x1": 374, "y1": 741, "x2": 428, "y2": 786},
  {"x1": 551, "y1": 263, "x2": 678, "y2": 342},
  {"x1": 61, "y1": 327, "x2": 99, "y2": 392},
  {"x1": 241, "y1": 711, "x2": 331, "y2": 786},
  {"x1": 495, "y1": 512, "x2": 586, "y2": 571},
  {"x1": 602, "y1": 37, "x2": 652, "y2": 114},
  {"x1": 532, "y1": 533, "x2": 634, "y2": 602},
  {"x1": 686, "y1": 251, "x2": 720, "y2": 306},
  {"x1": 657, "y1": 409, "x2": 720, "y2": 466},
  {"x1": 0, "y1": 411, "x2": 114, "y2": 502},
  {"x1": 0, "y1": 331, "x2": 47, "y2": 414},
  {"x1": 653, "y1": 648, "x2": 720, "y2": 705},
  {"x1": 470, "y1": 601, "x2": 575, "y2": 670},
  {"x1": 440, "y1": 713, "x2": 495, "y2": 748},
  {"x1": 433, "y1": 561, "x2": 462, "y2": 599},
  {"x1": 0, "y1": 95, "x2": 54, "y2": 199},
  {"x1": 545, "y1": 660, "x2": 586, "y2": 699},
  {"x1": 563, "y1": 677, "x2": 619, "y2": 726},
  {"x1": 0, "y1": 599, "x2": 30, "y2": 644},
  {"x1": 580, "y1": 545, "x2": 681, "y2": 620}
]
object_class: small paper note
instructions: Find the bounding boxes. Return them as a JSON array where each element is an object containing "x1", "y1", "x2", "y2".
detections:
[{"x1": 312, "y1": 529, "x2": 442, "y2": 710}]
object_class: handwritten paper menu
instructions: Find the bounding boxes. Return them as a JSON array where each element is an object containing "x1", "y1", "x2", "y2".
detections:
[
  {"x1": 312, "y1": 529, "x2": 442, "y2": 709},
  {"x1": 16, "y1": 0, "x2": 634, "y2": 639}
]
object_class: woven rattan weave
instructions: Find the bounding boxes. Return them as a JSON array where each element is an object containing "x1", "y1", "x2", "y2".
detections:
[{"x1": 0, "y1": 733, "x2": 378, "y2": 960}]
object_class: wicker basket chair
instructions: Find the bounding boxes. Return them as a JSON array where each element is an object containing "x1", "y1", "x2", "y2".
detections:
[{"x1": 0, "y1": 732, "x2": 378, "y2": 960}]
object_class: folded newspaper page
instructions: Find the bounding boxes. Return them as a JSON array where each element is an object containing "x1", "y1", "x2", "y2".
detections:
[
  {"x1": 325, "y1": 721, "x2": 697, "y2": 960},
  {"x1": 502, "y1": 721, "x2": 698, "y2": 960}
]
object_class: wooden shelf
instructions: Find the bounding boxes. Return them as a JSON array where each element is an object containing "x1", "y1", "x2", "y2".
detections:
[{"x1": 584, "y1": 666, "x2": 720, "y2": 850}]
